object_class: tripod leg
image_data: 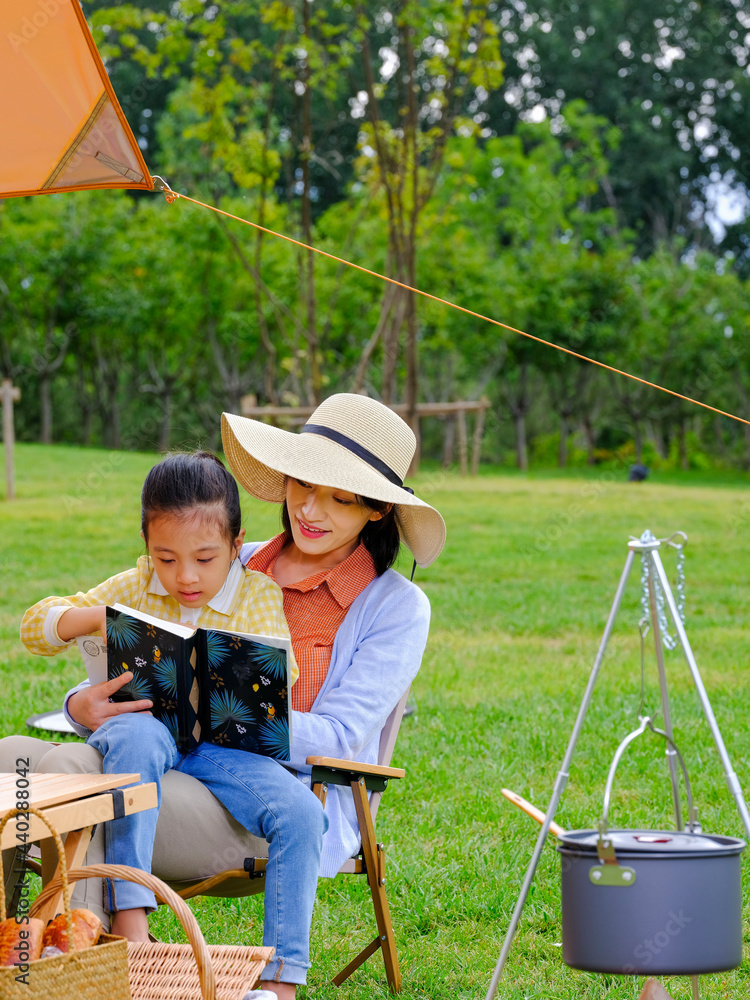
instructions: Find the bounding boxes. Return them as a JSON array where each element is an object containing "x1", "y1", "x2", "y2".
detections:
[
  {"x1": 651, "y1": 550, "x2": 750, "y2": 838},
  {"x1": 484, "y1": 549, "x2": 636, "y2": 1000}
]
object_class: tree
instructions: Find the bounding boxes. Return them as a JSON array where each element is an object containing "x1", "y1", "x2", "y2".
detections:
[
  {"x1": 484, "y1": 0, "x2": 750, "y2": 260},
  {"x1": 91, "y1": 0, "x2": 362, "y2": 405},
  {"x1": 348, "y1": 1, "x2": 501, "y2": 452},
  {"x1": 0, "y1": 193, "x2": 133, "y2": 443},
  {"x1": 430, "y1": 104, "x2": 627, "y2": 466}
]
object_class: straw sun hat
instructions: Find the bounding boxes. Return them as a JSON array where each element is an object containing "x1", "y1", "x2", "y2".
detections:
[{"x1": 221, "y1": 394, "x2": 446, "y2": 567}]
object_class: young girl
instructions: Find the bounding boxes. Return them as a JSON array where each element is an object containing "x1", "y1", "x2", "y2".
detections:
[{"x1": 21, "y1": 451, "x2": 298, "y2": 942}]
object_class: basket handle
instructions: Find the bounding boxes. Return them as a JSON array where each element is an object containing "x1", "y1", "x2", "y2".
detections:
[
  {"x1": 30, "y1": 864, "x2": 217, "y2": 1000},
  {"x1": 0, "y1": 806, "x2": 75, "y2": 947}
]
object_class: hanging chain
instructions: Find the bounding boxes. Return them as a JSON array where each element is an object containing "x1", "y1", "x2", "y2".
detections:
[
  {"x1": 637, "y1": 617, "x2": 650, "y2": 718},
  {"x1": 639, "y1": 530, "x2": 686, "y2": 651}
]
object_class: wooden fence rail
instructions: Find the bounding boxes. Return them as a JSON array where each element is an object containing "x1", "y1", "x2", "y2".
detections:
[{"x1": 239, "y1": 397, "x2": 490, "y2": 476}]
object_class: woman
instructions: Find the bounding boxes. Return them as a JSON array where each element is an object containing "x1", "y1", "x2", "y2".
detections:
[{"x1": 1, "y1": 394, "x2": 445, "y2": 999}]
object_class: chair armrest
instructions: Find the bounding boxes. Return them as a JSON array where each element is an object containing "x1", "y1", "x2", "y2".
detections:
[
  {"x1": 306, "y1": 756, "x2": 405, "y2": 793},
  {"x1": 306, "y1": 756, "x2": 405, "y2": 779}
]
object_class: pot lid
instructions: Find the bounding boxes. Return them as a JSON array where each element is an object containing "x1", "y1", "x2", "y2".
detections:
[{"x1": 558, "y1": 828, "x2": 746, "y2": 857}]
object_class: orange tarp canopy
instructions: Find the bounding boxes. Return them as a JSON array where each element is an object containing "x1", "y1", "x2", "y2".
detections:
[{"x1": 0, "y1": 0, "x2": 153, "y2": 199}]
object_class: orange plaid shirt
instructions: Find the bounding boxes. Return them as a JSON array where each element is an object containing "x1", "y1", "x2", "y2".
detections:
[{"x1": 246, "y1": 534, "x2": 377, "y2": 712}]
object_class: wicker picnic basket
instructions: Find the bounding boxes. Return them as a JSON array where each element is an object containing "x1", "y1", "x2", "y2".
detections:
[
  {"x1": 0, "y1": 806, "x2": 132, "y2": 1000},
  {"x1": 31, "y1": 863, "x2": 274, "y2": 1000}
]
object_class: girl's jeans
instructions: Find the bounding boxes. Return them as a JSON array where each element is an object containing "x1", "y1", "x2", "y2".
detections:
[{"x1": 87, "y1": 713, "x2": 327, "y2": 985}]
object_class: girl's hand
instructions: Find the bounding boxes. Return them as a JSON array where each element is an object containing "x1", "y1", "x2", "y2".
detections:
[
  {"x1": 67, "y1": 672, "x2": 153, "y2": 731},
  {"x1": 57, "y1": 605, "x2": 107, "y2": 641}
]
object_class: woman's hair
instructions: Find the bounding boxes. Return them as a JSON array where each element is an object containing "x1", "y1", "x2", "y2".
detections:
[
  {"x1": 281, "y1": 495, "x2": 400, "y2": 576},
  {"x1": 141, "y1": 451, "x2": 242, "y2": 544}
]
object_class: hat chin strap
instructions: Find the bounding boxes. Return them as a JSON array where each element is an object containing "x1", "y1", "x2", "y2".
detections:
[{"x1": 300, "y1": 424, "x2": 406, "y2": 488}]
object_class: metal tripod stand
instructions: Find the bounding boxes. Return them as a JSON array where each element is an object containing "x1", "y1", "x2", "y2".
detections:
[{"x1": 486, "y1": 530, "x2": 750, "y2": 1000}]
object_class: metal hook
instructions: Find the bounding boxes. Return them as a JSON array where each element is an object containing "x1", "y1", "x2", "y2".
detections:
[
  {"x1": 664, "y1": 530, "x2": 688, "y2": 551},
  {"x1": 151, "y1": 175, "x2": 177, "y2": 204},
  {"x1": 599, "y1": 715, "x2": 699, "y2": 837}
]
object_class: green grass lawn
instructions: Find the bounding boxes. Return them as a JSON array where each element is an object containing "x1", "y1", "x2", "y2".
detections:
[{"x1": 2, "y1": 443, "x2": 750, "y2": 999}]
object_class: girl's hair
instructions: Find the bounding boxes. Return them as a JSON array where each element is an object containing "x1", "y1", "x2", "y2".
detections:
[
  {"x1": 281, "y1": 495, "x2": 400, "y2": 576},
  {"x1": 141, "y1": 451, "x2": 242, "y2": 543}
]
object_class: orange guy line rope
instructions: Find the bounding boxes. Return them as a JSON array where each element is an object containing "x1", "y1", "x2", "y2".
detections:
[{"x1": 165, "y1": 187, "x2": 750, "y2": 428}]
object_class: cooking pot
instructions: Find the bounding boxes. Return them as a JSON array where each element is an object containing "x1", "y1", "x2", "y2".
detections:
[{"x1": 558, "y1": 718, "x2": 745, "y2": 975}]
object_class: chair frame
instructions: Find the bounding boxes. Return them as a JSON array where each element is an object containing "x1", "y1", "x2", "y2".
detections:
[{"x1": 173, "y1": 688, "x2": 412, "y2": 992}]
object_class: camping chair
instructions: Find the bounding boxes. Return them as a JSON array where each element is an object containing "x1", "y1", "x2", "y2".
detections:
[{"x1": 160, "y1": 687, "x2": 412, "y2": 992}]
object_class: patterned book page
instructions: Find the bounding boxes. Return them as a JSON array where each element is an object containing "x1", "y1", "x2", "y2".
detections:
[{"x1": 201, "y1": 630, "x2": 291, "y2": 760}]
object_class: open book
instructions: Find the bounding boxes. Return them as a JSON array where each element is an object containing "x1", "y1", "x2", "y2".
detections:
[{"x1": 77, "y1": 604, "x2": 291, "y2": 759}]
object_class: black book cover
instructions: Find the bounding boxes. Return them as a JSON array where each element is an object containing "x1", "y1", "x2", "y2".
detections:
[{"x1": 105, "y1": 606, "x2": 290, "y2": 759}]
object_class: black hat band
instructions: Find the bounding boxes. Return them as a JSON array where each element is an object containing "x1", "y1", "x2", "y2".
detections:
[{"x1": 301, "y1": 423, "x2": 404, "y2": 488}]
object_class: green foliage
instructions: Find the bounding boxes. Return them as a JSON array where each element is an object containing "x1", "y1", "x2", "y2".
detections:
[
  {"x1": 487, "y1": 0, "x2": 750, "y2": 261},
  {"x1": 3, "y1": 0, "x2": 749, "y2": 474}
]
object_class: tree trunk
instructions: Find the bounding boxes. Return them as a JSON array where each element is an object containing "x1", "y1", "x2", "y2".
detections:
[
  {"x1": 404, "y1": 21, "x2": 420, "y2": 471},
  {"x1": 300, "y1": 0, "x2": 319, "y2": 405},
  {"x1": 159, "y1": 392, "x2": 172, "y2": 452},
  {"x1": 504, "y1": 363, "x2": 531, "y2": 470},
  {"x1": 352, "y1": 280, "x2": 396, "y2": 394},
  {"x1": 405, "y1": 285, "x2": 420, "y2": 470},
  {"x1": 732, "y1": 372, "x2": 750, "y2": 467},
  {"x1": 515, "y1": 411, "x2": 528, "y2": 471},
  {"x1": 633, "y1": 420, "x2": 643, "y2": 463},
  {"x1": 677, "y1": 419, "x2": 689, "y2": 471},
  {"x1": 558, "y1": 415, "x2": 570, "y2": 468},
  {"x1": 382, "y1": 279, "x2": 407, "y2": 405},
  {"x1": 109, "y1": 370, "x2": 121, "y2": 450},
  {"x1": 582, "y1": 416, "x2": 596, "y2": 464},
  {"x1": 648, "y1": 418, "x2": 667, "y2": 459},
  {"x1": 712, "y1": 417, "x2": 727, "y2": 460},
  {"x1": 256, "y1": 61, "x2": 279, "y2": 405},
  {"x1": 73, "y1": 364, "x2": 94, "y2": 446},
  {"x1": 39, "y1": 372, "x2": 52, "y2": 444},
  {"x1": 37, "y1": 321, "x2": 73, "y2": 444},
  {"x1": 81, "y1": 406, "x2": 92, "y2": 447}
]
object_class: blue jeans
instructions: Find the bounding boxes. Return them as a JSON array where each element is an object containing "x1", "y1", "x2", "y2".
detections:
[{"x1": 87, "y1": 714, "x2": 327, "y2": 985}]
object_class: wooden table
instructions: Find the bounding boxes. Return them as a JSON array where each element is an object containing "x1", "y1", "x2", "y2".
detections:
[{"x1": 1, "y1": 771, "x2": 157, "y2": 922}]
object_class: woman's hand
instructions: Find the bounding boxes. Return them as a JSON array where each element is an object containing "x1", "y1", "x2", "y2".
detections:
[
  {"x1": 57, "y1": 605, "x2": 107, "y2": 641},
  {"x1": 67, "y1": 673, "x2": 153, "y2": 731}
]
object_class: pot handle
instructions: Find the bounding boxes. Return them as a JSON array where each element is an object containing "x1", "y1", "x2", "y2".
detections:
[{"x1": 599, "y1": 715, "x2": 699, "y2": 837}]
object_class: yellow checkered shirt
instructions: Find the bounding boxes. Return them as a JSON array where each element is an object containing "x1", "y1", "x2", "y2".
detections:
[{"x1": 21, "y1": 555, "x2": 298, "y2": 683}]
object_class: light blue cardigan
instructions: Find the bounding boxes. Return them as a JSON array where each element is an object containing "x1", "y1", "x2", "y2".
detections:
[
  {"x1": 64, "y1": 542, "x2": 431, "y2": 877},
  {"x1": 249, "y1": 551, "x2": 431, "y2": 875}
]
